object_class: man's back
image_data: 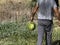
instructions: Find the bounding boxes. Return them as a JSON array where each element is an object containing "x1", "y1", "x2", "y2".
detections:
[{"x1": 37, "y1": 0, "x2": 57, "y2": 20}]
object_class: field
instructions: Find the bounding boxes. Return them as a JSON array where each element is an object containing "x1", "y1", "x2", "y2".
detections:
[
  {"x1": 0, "y1": 17, "x2": 60, "y2": 45},
  {"x1": 0, "y1": 0, "x2": 60, "y2": 45}
]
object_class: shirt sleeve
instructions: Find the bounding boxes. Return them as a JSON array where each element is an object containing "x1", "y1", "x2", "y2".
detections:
[{"x1": 52, "y1": 0, "x2": 57, "y2": 9}]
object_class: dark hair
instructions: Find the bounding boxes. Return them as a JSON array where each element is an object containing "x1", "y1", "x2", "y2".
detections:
[{"x1": 55, "y1": 0, "x2": 59, "y2": 7}]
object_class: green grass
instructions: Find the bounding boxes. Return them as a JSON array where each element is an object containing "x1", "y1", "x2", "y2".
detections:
[
  {"x1": 0, "y1": 19, "x2": 38, "y2": 45},
  {"x1": 0, "y1": 18, "x2": 60, "y2": 45}
]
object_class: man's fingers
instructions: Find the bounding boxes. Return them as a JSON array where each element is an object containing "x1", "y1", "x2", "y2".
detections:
[{"x1": 57, "y1": 14, "x2": 60, "y2": 20}]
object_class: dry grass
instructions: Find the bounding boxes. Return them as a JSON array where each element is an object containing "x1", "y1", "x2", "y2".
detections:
[{"x1": 0, "y1": 0, "x2": 32, "y2": 23}]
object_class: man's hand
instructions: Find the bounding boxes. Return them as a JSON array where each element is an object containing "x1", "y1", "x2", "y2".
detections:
[
  {"x1": 57, "y1": 15, "x2": 60, "y2": 21},
  {"x1": 30, "y1": 12, "x2": 35, "y2": 22},
  {"x1": 58, "y1": 8, "x2": 60, "y2": 21},
  {"x1": 53, "y1": 7, "x2": 60, "y2": 21},
  {"x1": 30, "y1": 16, "x2": 34, "y2": 22}
]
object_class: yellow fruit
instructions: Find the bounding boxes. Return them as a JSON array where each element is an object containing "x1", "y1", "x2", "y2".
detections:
[{"x1": 26, "y1": 21, "x2": 35, "y2": 30}]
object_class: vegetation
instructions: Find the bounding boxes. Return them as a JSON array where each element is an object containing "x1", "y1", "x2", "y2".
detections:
[
  {"x1": 0, "y1": 16, "x2": 60, "y2": 45},
  {"x1": 0, "y1": 0, "x2": 60, "y2": 45}
]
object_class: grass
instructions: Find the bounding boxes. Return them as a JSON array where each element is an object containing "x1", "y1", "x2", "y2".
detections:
[
  {"x1": 0, "y1": 0, "x2": 60, "y2": 45},
  {"x1": 0, "y1": 18, "x2": 59, "y2": 45},
  {"x1": 0, "y1": 22, "x2": 37, "y2": 45}
]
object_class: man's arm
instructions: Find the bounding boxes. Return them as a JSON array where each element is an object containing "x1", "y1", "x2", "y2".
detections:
[
  {"x1": 30, "y1": 3, "x2": 39, "y2": 21},
  {"x1": 52, "y1": 0, "x2": 60, "y2": 20},
  {"x1": 53, "y1": 7, "x2": 60, "y2": 20},
  {"x1": 53, "y1": 7, "x2": 59, "y2": 17}
]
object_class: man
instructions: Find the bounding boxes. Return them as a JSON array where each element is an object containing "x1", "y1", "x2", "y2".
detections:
[{"x1": 30, "y1": 0, "x2": 60, "y2": 45}]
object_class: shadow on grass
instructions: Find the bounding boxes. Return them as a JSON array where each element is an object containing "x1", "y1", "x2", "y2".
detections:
[{"x1": 52, "y1": 40, "x2": 60, "y2": 45}]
